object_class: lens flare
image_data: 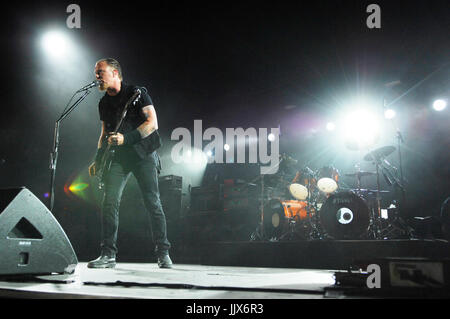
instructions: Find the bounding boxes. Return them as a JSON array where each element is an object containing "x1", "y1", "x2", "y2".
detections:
[
  {"x1": 69, "y1": 183, "x2": 89, "y2": 192},
  {"x1": 64, "y1": 174, "x2": 91, "y2": 202}
]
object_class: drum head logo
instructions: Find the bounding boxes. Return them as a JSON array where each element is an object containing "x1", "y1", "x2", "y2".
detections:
[{"x1": 337, "y1": 207, "x2": 353, "y2": 224}]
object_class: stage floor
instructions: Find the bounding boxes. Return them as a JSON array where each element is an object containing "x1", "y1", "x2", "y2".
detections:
[
  {"x1": 1, "y1": 239, "x2": 449, "y2": 300},
  {"x1": 0, "y1": 263, "x2": 335, "y2": 299}
]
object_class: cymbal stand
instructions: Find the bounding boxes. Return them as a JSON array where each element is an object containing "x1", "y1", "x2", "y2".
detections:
[
  {"x1": 306, "y1": 173, "x2": 323, "y2": 240},
  {"x1": 368, "y1": 159, "x2": 383, "y2": 239},
  {"x1": 250, "y1": 174, "x2": 265, "y2": 241},
  {"x1": 396, "y1": 129, "x2": 407, "y2": 215},
  {"x1": 370, "y1": 157, "x2": 415, "y2": 239},
  {"x1": 378, "y1": 163, "x2": 416, "y2": 239},
  {"x1": 250, "y1": 158, "x2": 284, "y2": 241},
  {"x1": 279, "y1": 216, "x2": 299, "y2": 241}
]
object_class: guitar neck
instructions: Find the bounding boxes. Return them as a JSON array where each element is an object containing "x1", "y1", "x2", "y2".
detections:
[{"x1": 113, "y1": 89, "x2": 141, "y2": 134}]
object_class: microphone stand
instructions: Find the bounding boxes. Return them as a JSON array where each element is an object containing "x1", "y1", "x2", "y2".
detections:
[
  {"x1": 49, "y1": 89, "x2": 92, "y2": 212},
  {"x1": 396, "y1": 129, "x2": 406, "y2": 206}
]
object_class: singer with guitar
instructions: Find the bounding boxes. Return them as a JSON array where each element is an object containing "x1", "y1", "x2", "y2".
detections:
[{"x1": 87, "y1": 58, "x2": 172, "y2": 269}]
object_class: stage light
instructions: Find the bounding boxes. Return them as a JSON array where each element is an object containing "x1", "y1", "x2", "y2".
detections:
[
  {"x1": 181, "y1": 148, "x2": 207, "y2": 164},
  {"x1": 180, "y1": 148, "x2": 208, "y2": 172},
  {"x1": 268, "y1": 133, "x2": 275, "y2": 141},
  {"x1": 224, "y1": 144, "x2": 230, "y2": 151},
  {"x1": 206, "y1": 150, "x2": 213, "y2": 157},
  {"x1": 384, "y1": 108, "x2": 396, "y2": 119},
  {"x1": 433, "y1": 99, "x2": 447, "y2": 111},
  {"x1": 326, "y1": 122, "x2": 336, "y2": 131},
  {"x1": 41, "y1": 31, "x2": 69, "y2": 58},
  {"x1": 341, "y1": 109, "x2": 380, "y2": 150},
  {"x1": 182, "y1": 149, "x2": 192, "y2": 164},
  {"x1": 193, "y1": 152, "x2": 207, "y2": 164}
]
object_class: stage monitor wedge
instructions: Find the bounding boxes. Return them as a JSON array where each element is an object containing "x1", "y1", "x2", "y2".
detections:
[{"x1": 0, "y1": 187, "x2": 78, "y2": 275}]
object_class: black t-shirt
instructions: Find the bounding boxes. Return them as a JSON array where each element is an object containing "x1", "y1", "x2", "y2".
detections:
[
  {"x1": 98, "y1": 83, "x2": 162, "y2": 160},
  {"x1": 99, "y1": 83, "x2": 153, "y2": 134}
]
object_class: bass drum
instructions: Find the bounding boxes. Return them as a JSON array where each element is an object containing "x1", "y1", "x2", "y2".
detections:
[
  {"x1": 263, "y1": 200, "x2": 311, "y2": 240},
  {"x1": 319, "y1": 192, "x2": 370, "y2": 239}
]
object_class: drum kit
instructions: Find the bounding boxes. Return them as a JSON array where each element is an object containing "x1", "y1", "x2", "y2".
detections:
[{"x1": 252, "y1": 145, "x2": 413, "y2": 241}]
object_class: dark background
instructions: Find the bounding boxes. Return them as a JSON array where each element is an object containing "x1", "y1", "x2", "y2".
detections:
[{"x1": 2, "y1": 0, "x2": 449, "y2": 261}]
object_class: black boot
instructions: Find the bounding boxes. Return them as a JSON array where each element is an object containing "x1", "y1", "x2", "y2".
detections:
[
  {"x1": 157, "y1": 253, "x2": 173, "y2": 269},
  {"x1": 87, "y1": 254, "x2": 116, "y2": 269}
]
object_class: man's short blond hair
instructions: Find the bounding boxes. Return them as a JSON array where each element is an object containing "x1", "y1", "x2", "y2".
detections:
[{"x1": 96, "y1": 58, "x2": 123, "y2": 81}]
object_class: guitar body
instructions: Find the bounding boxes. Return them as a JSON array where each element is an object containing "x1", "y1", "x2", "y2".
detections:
[{"x1": 96, "y1": 147, "x2": 115, "y2": 190}]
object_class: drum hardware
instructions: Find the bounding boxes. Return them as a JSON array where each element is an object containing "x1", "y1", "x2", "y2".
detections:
[
  {"x1": 251, "y1": 155, "x2": 289, "y2": 241},
  {"x1": 250, "y1": 174, "x2": 267, "y2": 241},
  {"x1": 363, "y1": 145, "x2": 415, "y2": 239},
  {"x1": 307, "y1": 203, "x2": 325, "y2": 240},
  {"x1": 295, "y1": 166, "x2": 324, "y2": 240},
  {"x1": 344, "y1": 171, "x2": 376, "y2": 192},
  {"x1": 363, "y1": 147, "x2": 396, "y2": 232},
  {"x1": 363, "y1": 145, "x2": 396, "y2": 162},
  {"x1": 362, "y1": 147, "x2": 391, "y2": 238},
  {"x1": 376, "y1": 203, "x2": 416, "y2": 239},
  {"x1": 395, "y1": 128, "x2": 407, "y2": 222}
]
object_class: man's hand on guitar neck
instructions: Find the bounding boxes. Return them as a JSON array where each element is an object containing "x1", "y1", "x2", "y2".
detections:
[{"x1": 107, "y1": 132, "x2": 124, "y2": 146}]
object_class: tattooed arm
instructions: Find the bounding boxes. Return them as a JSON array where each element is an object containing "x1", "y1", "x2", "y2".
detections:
[{"x1": 136, "y1": 105, "x2": 158, "y2": 138}]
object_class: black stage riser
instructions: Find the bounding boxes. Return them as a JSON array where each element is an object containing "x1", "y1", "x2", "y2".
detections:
[{"x1": 192, "y1": 240, "x2": 450, "y2": 270}]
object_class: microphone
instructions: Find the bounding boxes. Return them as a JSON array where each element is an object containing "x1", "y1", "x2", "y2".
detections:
[{"x1": 77, "y1": 80, "x2": 100, "y2": 92}]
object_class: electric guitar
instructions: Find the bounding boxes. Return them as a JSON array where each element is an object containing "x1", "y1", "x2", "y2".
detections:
[{"x1": 96, "y1": 88, "x2": 142, "y2": 189}]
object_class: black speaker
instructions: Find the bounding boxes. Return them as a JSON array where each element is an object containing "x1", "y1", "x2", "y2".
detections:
[{"x1": 0, "y1": 187, "x2": 78, "y2": 275}]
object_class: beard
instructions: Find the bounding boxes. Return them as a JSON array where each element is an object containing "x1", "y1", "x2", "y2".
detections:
[{"x1": 98, "y1": 81, "x2": 108, "y2": 92}]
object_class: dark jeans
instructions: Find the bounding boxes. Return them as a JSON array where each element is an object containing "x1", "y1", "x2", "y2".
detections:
[{"x1": 100, "y1": 150, "x2": 171, "y2": 257}]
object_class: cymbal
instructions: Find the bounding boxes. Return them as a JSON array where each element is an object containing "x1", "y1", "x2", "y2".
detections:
[
  {"x1": 364, "y1": 146, "x2": 395, "y2": 161},
  {"x1": 344, "y1": 171, "x2": 376, "y2": 177}
]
